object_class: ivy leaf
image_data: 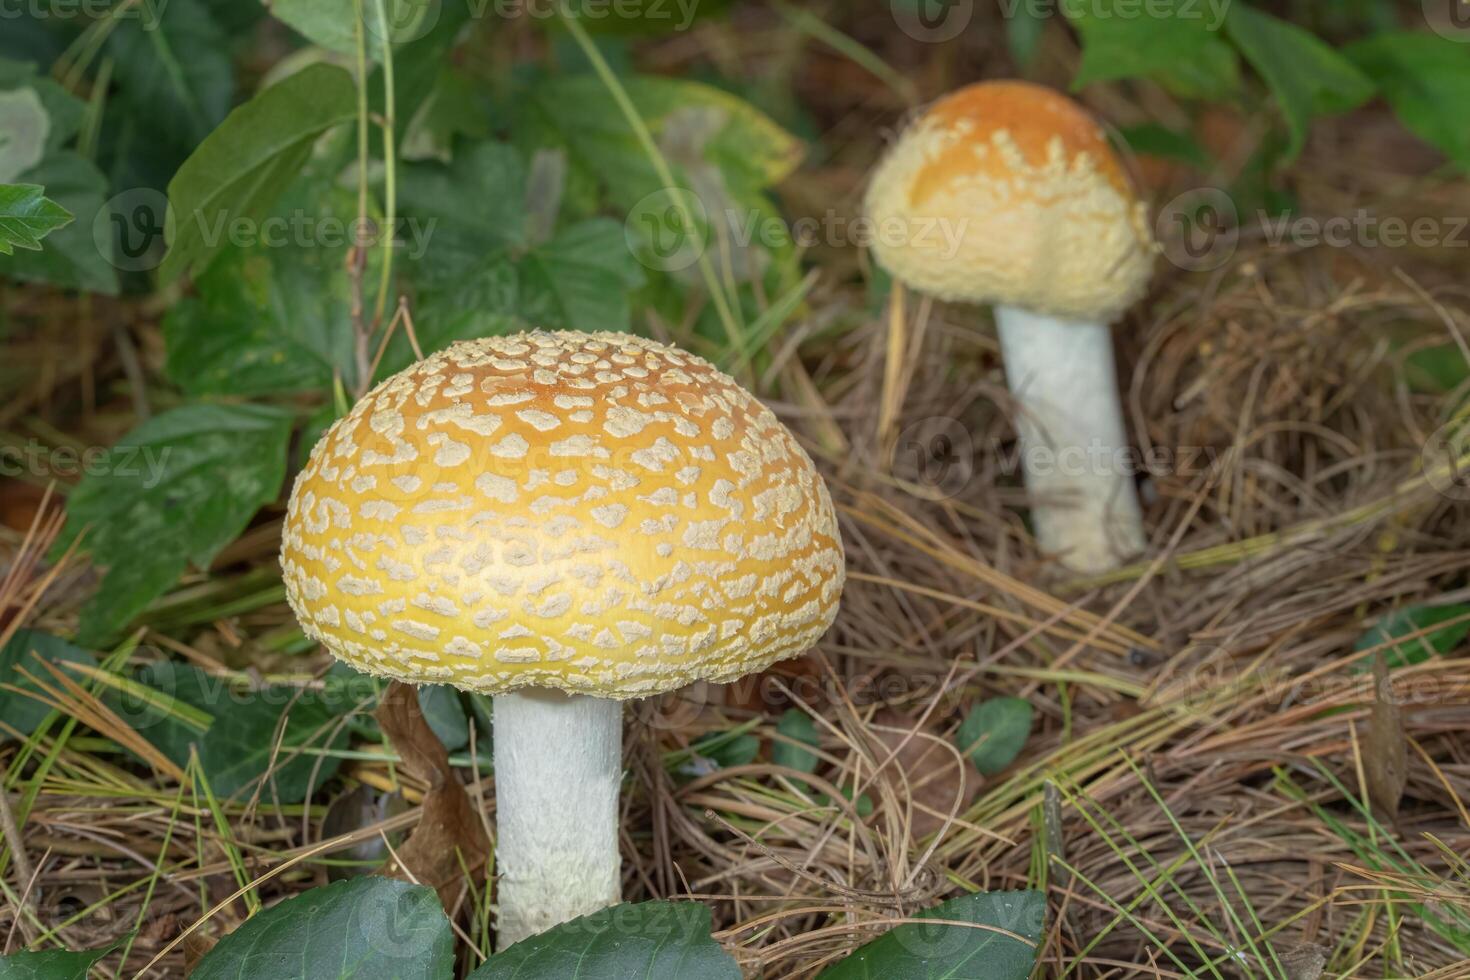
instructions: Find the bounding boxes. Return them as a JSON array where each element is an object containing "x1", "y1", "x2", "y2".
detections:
[
  {"x1": 160, "y1": 63, "x2": 357, "y2": 284},
  {"x1": 1346, "y1": 33, "x2": 1470, "y2": 172},
  {"x1": 0, "y1": 154, "x2": 115, "y2": 294},
  {"x1": 1354, "y1": 605, "x2": 1470, "y2": 670},
  {"x1": 0, "y1": 184, "x2": 71, "y2": 255},
  {"x1": 163, "y1": 177, "x2": 361, "y2": 396},
  {"x1": 0, "y1": 945, "x2": 112, "y2": 979},
  {"x1": 0, "y1": 631, "x2": 94, "y2": 738},
  {"x1": 1225, "y1": 5, "x2": 1374, "y2": 161},
  {"x1": 772, "y1": 708, "x2": 819, "y2": 774},
  {"x1": 61, "y1": 404, "x2": 295, "y2": 645},
  {"x1": 817, "y1": 890, "x2": 1045, "y2": 980},
  {"x1": 107, "y1": 0, "x2": 233, "y2": 152},
  {"x1": 191, "y1": 877, "x2": 454, "y2": 980},
  {"x1": 1063, "y1": 0, "x2": 1225, "y2": 89},
  {"x1": 468, "y1": 901, "x2": 740, "y2": 979},
  {"x1": 956, "y1": 698, "x2": 1034, "y2": 776}
]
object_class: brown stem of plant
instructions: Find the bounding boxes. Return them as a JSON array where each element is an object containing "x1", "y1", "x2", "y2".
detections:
[{"x1": 375, "y1": 682, "x2": 489, "y2": 911}]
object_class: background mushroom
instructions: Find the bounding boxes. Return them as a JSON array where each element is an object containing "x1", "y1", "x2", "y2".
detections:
[
  {"x1": 280, "y1": 331, "x2": 846, "y2": 947},
  {"x1": 865, "y1": 80, "x2": 1157, "y2": 575}
]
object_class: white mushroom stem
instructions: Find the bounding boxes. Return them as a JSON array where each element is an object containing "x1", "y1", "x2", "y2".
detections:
[
  {"x1": 994, "y1": 306, "x2": 1145, "y2": 575},
  {"x1": 492, "y1": 690, "x2": 622, "y2": 948}
]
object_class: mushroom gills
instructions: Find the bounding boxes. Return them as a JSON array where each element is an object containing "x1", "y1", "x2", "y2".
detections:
[
  {"x1": 492, "y1": 689, "x2": 622, "y2": 948},
  {"x1": 994, "y1": 307, "x2": 1145, "y2": 575}
]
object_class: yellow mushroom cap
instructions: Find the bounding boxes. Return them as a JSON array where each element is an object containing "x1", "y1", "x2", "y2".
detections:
[
  {"x1": 281, "y1": 331, "x2": 845, "y2": 699},
  {"x1": 864, "y1": 80, "x2": 1157, "y2": 322}
]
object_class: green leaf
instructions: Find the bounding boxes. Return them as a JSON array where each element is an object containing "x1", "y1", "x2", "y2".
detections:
[
  {"x1": 62, "y1": 404, "x2": 295, "y2": 645},
  {"x1": 1224, "y1": 5, "x2": 1374, "y2": 161},
  {"x1": 199, "y1": 684, "x2": 359, "y2": 802},
  {"x1": 1354, "y1": 605, "x2": 1470, "y2": 670},
  {"x1": 191, "y1": 877, "x2": 454, "y2": 980},
  {"x1": 817, "y1": 890, "x2": 1044, "y2": 980},
  {"x1": 956, "y1": 698, "x2": 1033, "y2": 776},
  {"x1": 0, "y1": 154, "x2": 116, "y2": 294},
  {"x1": 0, "y1": 945, "x2": 111, "y2": 979},
  {"x1": 521, "y1": 74, "x2": 803, "y2": 210},
  {"x1": 107, "y1": 0, "x2": 233, "y2": 151},
  {"x1": 1152, "y1": 37, "x2": 1241, "y2": 101},
  {"x1": 1117, "y1": 123, "x2": 1210, "y2": 169},
  {"x1": 0, "y1": 631, "x2": 94, "y2": 738},
  {"x1": 398, "y1": 141, "x2": 528, "y2": 281},
  {"x1": 268, "y1": 0, "x2": 437, "y2": 55},
  {"x1": 772, "y1": 708, "x2": 819, "y2": 774},
  {"x1": 517, "y1": 218, "x2": 644, "y2": 332},
  {"x1": 0, "y1": 87, "x2": 48, "y2": 183},
  {"x1": 468, "y1": 901, "x2": 740, "y2": 979},
  {"x1": 0, "y1": 59, "x2": 86, "y2": 156},
  {"x1": 163, "y1": 177, "x2": 361, "y2": 396},
  {"x1": 0, "y1": 183, "x2": 72, "y2": 255},
  {"x1": 1062, "y1": 0, "x2": 1224, "y2": 88},
  {"x1": 160, "y1": 63, "x2": 358, "y2": 284},
  {"x1": 1346, "y1": 33, "x2": 1470, "y2": 171},
  {"x1": 104, "y1": 661, "x2": 220, "y2": 766},
  {"x1": 417, "y1": 684, "x2": 470, "y2": 752}
]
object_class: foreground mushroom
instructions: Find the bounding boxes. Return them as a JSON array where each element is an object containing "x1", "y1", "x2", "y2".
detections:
[
  {"x1": 280, "y1": 331, "x2": 845, "y2": 947},
  {"x1": 865, "y1": 81, "x2": 1156, "y2": 574}
]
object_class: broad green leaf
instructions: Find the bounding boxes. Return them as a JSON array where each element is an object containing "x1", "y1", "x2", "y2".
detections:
[
  {"x1": 161, "y1": 63, "x2": 357, "y2": 284},
  {"x1": 1062, "y1": 0, "x2": 1223, "y2": 88},
  {"x1": 1346, "y1": 33, "x2": 1470, "y2": 171},
  {"x1": 1117, "y1": 123, "x2": 1210, "y2": 169},
  {"x1": 517, "y1": 218, "x2": 644, "y2": 332},
  {"x1": 0, "y1": 184, "x2": 71, "y2": 255},
  {"x1": 62, "y1": 404, "x2": 294, "y2": 644},
  {"x1": 107, "y1": 0, "x2": 232, "y2": 150},
  {"x1": 818, "y1": 890, "x2": 1045, "y2": 980},
  {"x1": 772, "y1": 708, "x2": 819, "y2": 774},
  {"x1": 0, "y1": 58, "x2": 85, "y2": 155},
  {"x1": 398, "y1": 141, "x2": 528, "y2": 281},
  {"x1": 401, "y1": 144, "x2": 643, "y2": 333},
  {"x1": 417, "y1": 684, "x2": 470, "y2": 752},
  {"x1": 268, "y1": 0, "x2": 436, "y2": 55},
  {"x1": 956, "y1": 697, "x2": 1033, "y2": 776},
  {"x1": 104, "y1": 661, "x2": 221, "y2": 766},
  {"x1": 1152, "y1": 37, "x2": 1241, "y2": 101},
  {"x1": 199, "y1": 683, "x2": 359, "y2": 801},
  {"x1": 0, "y1": 631, "x2": 94, "y2": 738},
  {"x1": 468, "y1": 901, "x2": 740, "y2": 979},
  {"x1": 0, "y1": 945, "x2": 111, "y2": 979},
  {"x1": 1225, "y1": 5, "x2": 1374, "y2": 160},
  {"x1": 1354, "y1": 605, "x2": 1470, "y2": 670},
  {"x1": 522, "y1": 74, "x2": 803, "y2": 210},
  {"x1": 0, "y1": 154, "x2": 115, "y2": 293},
  {"x1": 163, "y1": 177, "x2": 361, "y2": 396},
  {"x1": 0, "y1": 88, "x2": 48, "y2": 183},
  {"x1": 191, "y1": 877, "x2": 453, "y2": 980},
  {"x1": 1404, "y1": 343, "x2": 1469, "y2": 394}
]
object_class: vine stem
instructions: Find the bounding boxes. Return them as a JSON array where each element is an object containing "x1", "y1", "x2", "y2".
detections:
[
  {"x1": 350, "y1": 0, "x2": 373, "y2": 398},
  {"x1": 369, "y1": 0, "x2": 399, "y2": 334},
  {"x1": 555, "y1": 11, "x2": 749, "y2": 369}
]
